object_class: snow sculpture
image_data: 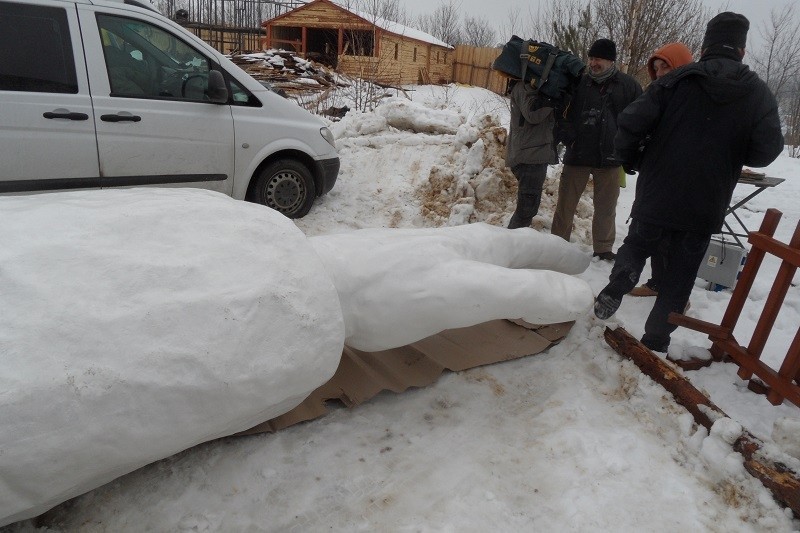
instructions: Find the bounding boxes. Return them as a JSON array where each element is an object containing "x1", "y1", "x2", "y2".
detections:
[{"x1": 0, "y1": 188, "x2": 592, "y2": 526}]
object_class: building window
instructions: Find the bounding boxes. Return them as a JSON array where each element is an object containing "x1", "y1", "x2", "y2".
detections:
[
  {"x1": 413, "y1": 47, "x2": 417, "y2": 62},
  {"x1": 394, "y1": 43, "x2": 398, "y2": 60}
]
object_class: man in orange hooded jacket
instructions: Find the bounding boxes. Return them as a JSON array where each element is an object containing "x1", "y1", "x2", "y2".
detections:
[
  {"x1": 647, "y1": 42, "x2": 693, "y2": 81},
  {"x1": 628, "y1": 42, "x2": 694, "y2": 299}
]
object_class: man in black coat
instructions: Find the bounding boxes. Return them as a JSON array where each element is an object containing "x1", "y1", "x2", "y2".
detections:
[
  {"x1": 551, "y1": 38, "x2": 642, "y2": 261},
  {"x1": 594, "y1": 12, "x2": 784, "y2": 353}
]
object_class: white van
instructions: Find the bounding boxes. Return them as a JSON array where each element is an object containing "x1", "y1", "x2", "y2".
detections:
[{"x1": 0, "y1": 0, "x2": 339, "y2": 218}]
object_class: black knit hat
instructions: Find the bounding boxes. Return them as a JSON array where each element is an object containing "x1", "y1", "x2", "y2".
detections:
[
  {"x1": 588, "y1": 39, "x2": 616, "y2": 61},
  {"x1": 702, "y1": 12, "x2": 749, "y2": 50}
]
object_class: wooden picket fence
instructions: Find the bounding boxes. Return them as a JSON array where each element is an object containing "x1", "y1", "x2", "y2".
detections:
[
  {"x1": 669, "y1": 208, "x2": 800, "y2": 407},
  {"x1": 451, "y1": 45, "x2": 508, "y2": 95}
]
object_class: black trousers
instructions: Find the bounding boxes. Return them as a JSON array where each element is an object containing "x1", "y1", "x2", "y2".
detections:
[
  {"x1": 644, "y1": 240, "x2": 669, "y2": 291},
  {"x1": 602, "y1": 219, "x2": 711, "y2": 351},
  {"x1": 507, "y1": 163, "x2": 548, "y2": 229}
]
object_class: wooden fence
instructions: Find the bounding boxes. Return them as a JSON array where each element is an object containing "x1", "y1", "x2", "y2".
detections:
[
  {"x1": 669, "y1": 208, "x2": 800, "y2": 407},
  {"x1": 183, "y1": 24, "x2": 265, "y2": 54},
  {"x1": 451, "y1": 45, "x2": 508, "y2": 95}
]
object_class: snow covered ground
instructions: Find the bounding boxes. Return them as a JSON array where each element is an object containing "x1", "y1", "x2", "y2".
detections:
[{"x1": 4, "y1": 84, "x2": 800, "y2": 532}]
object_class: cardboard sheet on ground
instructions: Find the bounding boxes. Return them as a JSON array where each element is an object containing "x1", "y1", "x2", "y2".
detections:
[{"x1": 238, "y1": 319, "x2": 573, "y2": 434}]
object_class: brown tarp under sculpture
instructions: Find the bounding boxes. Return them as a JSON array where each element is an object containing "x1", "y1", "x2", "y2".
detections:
[{"x1": 237, "y1": 319, "x2": 573, "y2": 435}]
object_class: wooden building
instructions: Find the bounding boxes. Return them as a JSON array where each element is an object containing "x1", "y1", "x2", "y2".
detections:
[{"x1": 261, "y1": 0, "x2": 453, "y2": 85}]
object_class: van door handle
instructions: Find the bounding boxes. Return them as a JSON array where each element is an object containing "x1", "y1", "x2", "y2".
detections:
[
  {"x1": 100, "y1": 114, "x2": 142, "y2": 122},
  {"x1": 43, "y1": 111, "x2": 89, "y2": 121}
]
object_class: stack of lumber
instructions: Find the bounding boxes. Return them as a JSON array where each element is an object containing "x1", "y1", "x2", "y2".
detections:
[{"x1": 228, "y1": 51, "x2": 347, "y2": 95}]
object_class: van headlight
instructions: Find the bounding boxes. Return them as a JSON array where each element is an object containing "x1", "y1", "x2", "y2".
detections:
[{"x1": 320, "y1": 127, "x2": 336, "y2": 149}]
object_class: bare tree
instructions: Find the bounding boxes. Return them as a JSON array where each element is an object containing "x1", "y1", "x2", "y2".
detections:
[
  {"x1": 461, "y1": 15, "x2": 497, "y2": 47},
  {"x1": 511, "y1": 0, "x2": 591, "y2": 54},
  {"x1": 751, "y1": 4, "x2": 800, "y2": 101},
  {"x1": 593, "y1": 0, "x2": 711, "y2": 77},
  {"x1": 357, "y1": 0, "x2": 412, "y2": 26},
  {"x1": 416, "y1": 0, "x2": 462, "y2": 46},
  {"x1": 498, "y1": 5, "x2": 523, "y2": 42},
  {"x1": 784, "y1": 81, "x2": 800, "y2": 158},
  {"x1": 549, "y1": 1, "x2": 597, "y2": 58},
  {"x1": 498, "y1": 2, "x2": 557, "y2": 44},
  {"x1": 749, "y1": 5, "x2": 800, "y2": 158}
]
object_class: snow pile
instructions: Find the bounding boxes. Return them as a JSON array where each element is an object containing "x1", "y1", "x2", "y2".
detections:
[
  {"x1": 373, "y1": 96, "x2": 463, "y2": 134},
  {"x1": 326, "y1": 95, "x2": 588, "y2": 233}
]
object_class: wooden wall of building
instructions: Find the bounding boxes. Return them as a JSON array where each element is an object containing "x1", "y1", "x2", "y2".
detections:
[
  {"x1": 336, "y1": 36, "x2": 453, "y2": 86},
  {"x1": 261, "y1": 1, "x2": 456, "y2": 86}
]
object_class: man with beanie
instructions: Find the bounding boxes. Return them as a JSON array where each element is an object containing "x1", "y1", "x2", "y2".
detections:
[
  {"x1": 594, "y1": 13, "x2": 784, "y2": 353},
  {"x1": 505, "y1": 80, "x2": 558, "y2": 229},
  {"x1": 551, "y1": 38, "x2": 642, "y2": 261}
]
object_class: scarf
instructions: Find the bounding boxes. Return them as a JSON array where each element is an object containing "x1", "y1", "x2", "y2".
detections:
[{"x1": 589, "y1": 63, "x2": 618, "y2": 85}]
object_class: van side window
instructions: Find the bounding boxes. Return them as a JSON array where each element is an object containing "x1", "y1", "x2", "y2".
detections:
[
  {"x1": 228, "y1": 78, "x2": 259, "y2": 106},
  {"x1": 96, "y1": 14, "x2": 217, "y2": 102},
  {"x1": 0, "y1": 2, "x2": 78, "y2": 93}
]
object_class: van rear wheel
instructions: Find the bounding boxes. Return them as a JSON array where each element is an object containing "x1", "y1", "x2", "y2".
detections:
[{"x1": 252, "y1": 159, "x2": 315, "y2": 218}]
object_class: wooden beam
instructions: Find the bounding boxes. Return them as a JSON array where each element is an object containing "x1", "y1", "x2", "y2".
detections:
[
  {"x1": 604, "y1": 326, "x2": 721, "y2": 427},
  {"x1": 604, "y1": 326, "x2": 800, "y2": 516},
  {"x1": 668, "y1": 313, "x2": 732, "y2": 339}
]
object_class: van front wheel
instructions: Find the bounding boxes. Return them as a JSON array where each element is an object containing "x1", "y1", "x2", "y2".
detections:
[{"x1": 252, "y1": 159, "x2": 316, "y2": 218}]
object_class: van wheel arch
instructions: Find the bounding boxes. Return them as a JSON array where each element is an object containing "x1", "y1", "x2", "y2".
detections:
[{"x1": 247, "y1": 156, "x2": 316, "y2": 219}]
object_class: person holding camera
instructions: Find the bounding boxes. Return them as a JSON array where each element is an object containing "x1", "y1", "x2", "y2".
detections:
[
  {"x1": 551, "y1": 39, "x2": 642, "y2": 261},
  {"x1": 505, "y1": 79, "x2": 559, "y2": 229}
]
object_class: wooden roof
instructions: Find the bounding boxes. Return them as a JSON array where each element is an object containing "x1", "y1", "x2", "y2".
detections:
[{"x1": 262, "y1": 0, "x2": 452, "y2": 50}]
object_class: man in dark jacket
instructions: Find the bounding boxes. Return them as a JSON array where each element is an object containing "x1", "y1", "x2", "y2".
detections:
[
  {"x1": 506, "y1": 80, "x2": 558, "y2": 229},
  {"x1": 594, "y1": 12, "x2": 784, "y2": 353},
  {"x1": 551, "y1": 38, "x2": 642, "y2": 260}
]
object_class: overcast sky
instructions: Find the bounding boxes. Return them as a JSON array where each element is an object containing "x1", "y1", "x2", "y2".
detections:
[{"x1": 399, "y1": 0, "x2": 794, "y2": 49}]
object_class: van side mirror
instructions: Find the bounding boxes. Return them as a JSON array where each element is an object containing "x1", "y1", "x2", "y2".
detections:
[{"x1": 207, "y1": 70, "x2": 228, "y2": 104}]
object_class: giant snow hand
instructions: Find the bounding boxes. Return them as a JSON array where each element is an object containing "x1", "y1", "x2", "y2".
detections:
[
  {"x1": 0, "y1": 190, "x2": 592, "y2": 527},
  {"x1": 310, "y1": 223, "x2": 593, "y2": 352}
]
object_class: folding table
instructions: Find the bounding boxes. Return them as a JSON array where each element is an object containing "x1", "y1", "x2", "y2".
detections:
[{"x1": 720, "y1": 175, "x2": 785, "y2": 247}]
